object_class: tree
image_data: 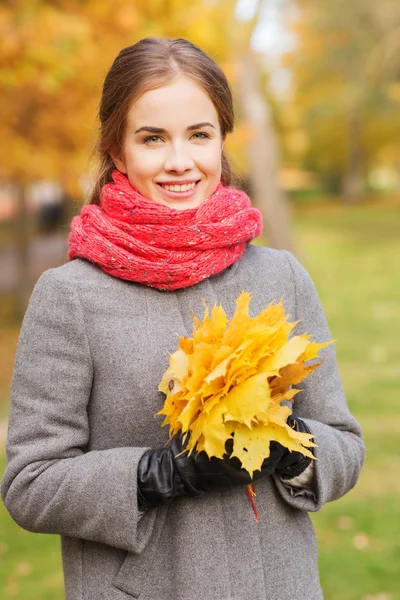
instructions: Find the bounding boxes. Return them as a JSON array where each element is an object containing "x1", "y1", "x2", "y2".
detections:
[
  {"x1": 237, "y1": 50, "x2": 295, "y2": 251},
  {"x1": 225, "y1": 1, "x2": 296, "y2": 251},
  {"x1": 0, "y1": 0, "x2": 297, "y2": 312},
  {"x1": 282, "y1": 0, "x2": 400, "y2": 200}
]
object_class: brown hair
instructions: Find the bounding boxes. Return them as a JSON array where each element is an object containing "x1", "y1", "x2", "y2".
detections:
[{"x1": 88, "y1": 37, "x2": 236, "y2": 205}]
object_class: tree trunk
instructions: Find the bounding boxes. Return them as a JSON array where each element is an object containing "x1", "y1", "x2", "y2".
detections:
[
  {"x1": 237, "y1": 52, "x2": 296, "y2": 254},
  {"x1": 342, "y1": 106, "x2": 364, "y2": 202}
]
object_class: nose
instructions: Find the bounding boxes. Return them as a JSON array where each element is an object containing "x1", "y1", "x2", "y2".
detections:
[{"x1": 164, "y1": 142, "x2": 195, "y2": 174}]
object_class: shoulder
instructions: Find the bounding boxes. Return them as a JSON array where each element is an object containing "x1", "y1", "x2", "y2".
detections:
[
  {"x1": 27, "y1": 260, "x2": 116, "y2": 316},
  {"x1": 18, "y1": 261, "x2": 102, "y2": 344},
  {"x1": 242, "y1": 243, "x2": 295, "y2": 270},
  {"x1": 238, "y1": 244, "x2": 288, "y2": 275},
  {"x1": 244, "y1": 243, "x2": 286, "y2": 265},
  {"x1": 37, "y1": 258, "x2": 104, "y2": 287},
  {"x1": 241, "y1": 244, "x2": 311, "y2": 284},
  {"x1": 237, "y1": 244, "x2": 320, "y2": 314},
  {"x1": 32, "y1": 259, "x2": 121, "y2": 301}
]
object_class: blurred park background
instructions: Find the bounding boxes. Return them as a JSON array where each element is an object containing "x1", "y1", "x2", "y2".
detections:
[{"x1": 0, "y1": 0, "x2": 399, "y2": 598}]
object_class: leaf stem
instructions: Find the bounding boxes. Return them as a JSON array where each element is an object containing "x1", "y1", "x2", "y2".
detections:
[{"x1": 246, "y1": 483, "x2": 259, "y2": 522}]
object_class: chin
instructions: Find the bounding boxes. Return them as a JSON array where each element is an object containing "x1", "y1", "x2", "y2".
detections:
[{"x1": 161, "y1": 198, "x2": 204, "y2": 210}]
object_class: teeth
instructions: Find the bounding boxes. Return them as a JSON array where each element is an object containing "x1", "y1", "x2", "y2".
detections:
[{"x1": 162, "y1": 182, "x2": 196, "y2": 192}]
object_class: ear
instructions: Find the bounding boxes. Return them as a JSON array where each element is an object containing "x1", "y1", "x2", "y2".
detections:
[{"x1": 109, "y1": 148, "x2": 127, "y2": 174}]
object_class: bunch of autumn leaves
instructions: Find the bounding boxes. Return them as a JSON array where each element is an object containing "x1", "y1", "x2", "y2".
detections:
[{"x1": 158, "y1": 292, "x2": 332, "y2": 477}]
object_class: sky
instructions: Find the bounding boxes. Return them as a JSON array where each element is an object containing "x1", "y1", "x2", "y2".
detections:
[{"x1": 235, "y1": 0, "x2": 297, "y2": 95}]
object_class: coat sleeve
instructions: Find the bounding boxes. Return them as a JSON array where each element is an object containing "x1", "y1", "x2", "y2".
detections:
[
  {"x1": 1, "y1": 268, "x2": 160, "y2": 553},
  {"x1": 272, "y1": 251, "x2": 366, "y2": 511}
]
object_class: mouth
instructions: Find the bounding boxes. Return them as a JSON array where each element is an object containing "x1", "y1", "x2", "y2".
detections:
[
  {"x1": 155, "y1": 179, "x2": 201, "y2": 200},
  {"x1": 156, "y1": 180, "x2": 201, "y2": 193}
]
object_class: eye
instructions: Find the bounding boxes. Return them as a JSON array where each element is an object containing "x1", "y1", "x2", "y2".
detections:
[
  {"x1": 191, "y1": 132, "x2": 210, "y2": 140},
  {"x1": 143, "y1": 135, "x2": 163, "y2": 144}
]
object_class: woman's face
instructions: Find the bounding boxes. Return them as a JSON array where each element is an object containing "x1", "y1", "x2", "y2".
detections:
[{"x1": 112, "y1": 76, "x2": 223, "y2": 210}]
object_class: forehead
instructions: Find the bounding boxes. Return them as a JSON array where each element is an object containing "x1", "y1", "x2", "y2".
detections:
[{"x1": 126, "y1": 76, "x2": 219, "y2": 128}]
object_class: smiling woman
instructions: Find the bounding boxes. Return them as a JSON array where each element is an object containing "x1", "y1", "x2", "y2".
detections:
[
  {"x1": 89, "y1": 37, "x2": 235, "y2": 209},
  {"x1": 111, "y1": 78, "x2": 223, "y2": 209},
  {"x1": 1, "y1": 36, "x2": 365, "y2": 600}
]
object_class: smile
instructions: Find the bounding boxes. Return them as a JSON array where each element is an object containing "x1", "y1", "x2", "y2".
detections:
[{"x1": 159, "y1": 182, "x2": 198, "y2": 193}]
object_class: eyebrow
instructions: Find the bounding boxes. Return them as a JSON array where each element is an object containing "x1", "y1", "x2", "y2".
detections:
[{"x1": 133, "y1": 122, "x2": 216, "y2": 134}]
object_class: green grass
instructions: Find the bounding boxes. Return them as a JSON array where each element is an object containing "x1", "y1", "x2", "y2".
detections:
[
  {"x1": 0, "y1": 201, "x2": 399, "y2": 598},
  {"x1": 313, "y1": 495, "x2": 400, "y2": 600},
  {"x1": 293, "y1": 202, "x2": 400, "y2": 600},
  {"x1": 0, "y1": 456, "x2": 64, "y2": 599}
]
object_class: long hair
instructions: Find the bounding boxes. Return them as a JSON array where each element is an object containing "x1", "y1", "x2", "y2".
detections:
[{"x1": 89, "y1": 37, "x2": 236, "y2": 205}]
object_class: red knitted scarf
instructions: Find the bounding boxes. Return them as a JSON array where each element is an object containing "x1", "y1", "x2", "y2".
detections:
[{"x1": 68, "y1": 170, "x2": 263, "y2": 291}]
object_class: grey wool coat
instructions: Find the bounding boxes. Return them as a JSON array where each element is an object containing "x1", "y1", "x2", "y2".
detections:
[{"x1": 1, "y1": 244, "x2": 365, "y2": 600}]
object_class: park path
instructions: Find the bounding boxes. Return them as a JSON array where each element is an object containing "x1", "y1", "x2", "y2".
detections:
[{"x1": 0, "y1": 231, "x2": 68, "y2": 293}]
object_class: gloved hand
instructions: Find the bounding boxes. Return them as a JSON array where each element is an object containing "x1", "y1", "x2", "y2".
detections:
[
  {"x1": 137, "y1": 434, "x2": 286, "y2": 510},
  {"x1": 275, "y1": 415, "x2": 314, "y2": 480}
]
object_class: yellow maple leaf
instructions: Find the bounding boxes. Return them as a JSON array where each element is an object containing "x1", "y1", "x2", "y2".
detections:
[
  {"x1": 222, "y1": 373, "x2": 271, "y2": 428},
  {"x1": 158, "y1": 291, "x2": 332, "y2": 476},
  {"x1": 222, "y1": 291, "x2": 253, "y2": 348},
  {"x1": 158, "y1": 349, "x2": 190, "y2": 396}
]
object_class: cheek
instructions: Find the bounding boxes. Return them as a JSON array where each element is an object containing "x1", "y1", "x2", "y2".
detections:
[
  {"x1": 125, "y1": 148, "x2": 161, "y2": 179},
  {"x1": 196, "y1": 145, "x2": 222, "y2": 177}
]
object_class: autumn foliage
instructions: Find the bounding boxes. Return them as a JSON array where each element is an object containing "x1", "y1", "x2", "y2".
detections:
[
  {"x1": 159, "y1": 292, "x2": 332, "y2": 477},
  {"x1": 0, "y1": 0, "x2": 242, "y2": 193}
]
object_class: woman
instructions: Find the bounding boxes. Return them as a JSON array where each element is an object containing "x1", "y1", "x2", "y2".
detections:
[{"x1": 1, "y1": 38, "x2": 365, "y2": 600}]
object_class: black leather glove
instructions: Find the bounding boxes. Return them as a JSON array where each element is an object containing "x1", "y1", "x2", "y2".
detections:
[
  {"x1": 137, "y1": 434, "x2": 286, "y2": 510},
  {"x1": 275, "y1": 415, "x2": 313, "y2": 480}
]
